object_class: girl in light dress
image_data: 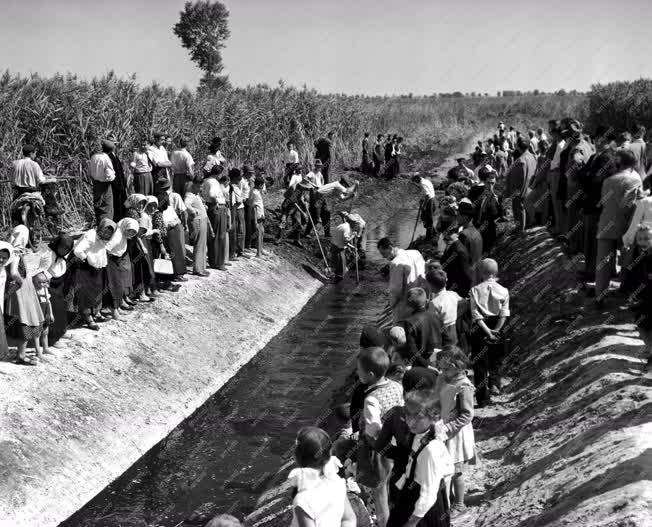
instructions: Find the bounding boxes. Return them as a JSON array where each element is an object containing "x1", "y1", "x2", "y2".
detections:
[
  {"x1": 6, "y1": 221, "x2": 50, "y2": 365},
  {"x1": 289, "y1": 426, "x2": 356, "y2": 527},
  {"x1": 435, "y1": 346, "x2": 477, "y2": 517}
]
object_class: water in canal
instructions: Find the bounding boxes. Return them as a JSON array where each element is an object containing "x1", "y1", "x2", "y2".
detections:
[{"x1": 61, "y1": 206, "x2": 422, "y2": 527}]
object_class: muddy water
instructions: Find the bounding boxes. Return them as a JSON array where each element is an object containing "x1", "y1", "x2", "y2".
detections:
[{"x1": 60, "y1": 206, "x2": 422, "y2": 527}]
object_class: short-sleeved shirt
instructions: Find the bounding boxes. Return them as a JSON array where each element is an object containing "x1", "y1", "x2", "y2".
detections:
[
  {"x1": 130, "y1": 151, "x2": 152, "y2": 173},
  {"x1": 170, "y1": 148, "x2": 194, "y2": 175},
  {"x1": 12, "y1": 158, "x2": 46, "y2": 188},
  {"x1": 470, "y1": 278, "x2": 510, "y2": 320},
  {"x1": 429, "y1": 289, "x2": 462, "y2": 327}
]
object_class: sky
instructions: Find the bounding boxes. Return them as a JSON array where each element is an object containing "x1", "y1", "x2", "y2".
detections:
[{"x1": 1, "y1": 0, "x2": 651, "y2": 95}]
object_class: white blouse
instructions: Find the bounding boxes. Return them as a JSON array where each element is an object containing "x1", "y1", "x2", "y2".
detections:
[
  {"x1": 74, "y1": 229, "x2": 108, "y2": 269},
  {"x1": 288, "y1": 457, "x2": 347, "y2": 527}
]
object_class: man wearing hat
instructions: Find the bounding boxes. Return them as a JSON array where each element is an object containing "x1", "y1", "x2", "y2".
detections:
[
  {"x1": 458, "y1": 197, "x2": 483, "y2": 284},
  {"x1": 105, "y1": 133, "x2": 128, "y2": 220},
  {"x1": 441, "y1": 227, "x2": 473, "y2": 297},
  {"x1": 89, "y1": 139, "x2": 117, "y2": 223},
  {"x1": 148, "y1": 132, "x2": 172, "y2": 195}
]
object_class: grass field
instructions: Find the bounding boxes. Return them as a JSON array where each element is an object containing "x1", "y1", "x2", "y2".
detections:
[{"x1": 0, "y1": 70, "x2": 588, "y2": 231}]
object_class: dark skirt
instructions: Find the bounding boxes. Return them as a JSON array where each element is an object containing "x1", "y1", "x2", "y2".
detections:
[
  {"x1": 107, "y1": 252, "x2": 132, "y2": 307},
  {"x1": 0, "y1": 313, "x2": 8, "y2": 355},
  {"x1": 207, "y1": 204, "x2": 228, "y2": 268},
  {"x1": 76, "y1": 261, "x2": 105, "y2": 312},
  {"x1": 49, "y1": 275, "x2": 69, "y2": 342},
  {"x1": 130, "y1": 238, "x2": 154, "y2": 292},
  {"x1": 133, "y1": 172, "x2": 153, "y2": 196},
  {"x1": 166, "y1": 223, "x2": 186, "y2": 275}
]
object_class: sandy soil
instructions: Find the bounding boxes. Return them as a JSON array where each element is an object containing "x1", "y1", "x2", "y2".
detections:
[
  {"x1": 454, "y1": 228, "x2": 651, "y2": 527},
  {"x1": 0, "y1": 245, "x2": 323, "y2": 527}
]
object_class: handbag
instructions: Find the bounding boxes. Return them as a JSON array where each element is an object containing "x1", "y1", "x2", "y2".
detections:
[{"x1": 153, "y1": 258, "x2": 174, "y2": 275}]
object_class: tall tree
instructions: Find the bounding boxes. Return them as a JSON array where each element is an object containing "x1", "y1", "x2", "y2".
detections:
[{"x1": 173, "y1": 1, "x2": 231, "y2": 90}]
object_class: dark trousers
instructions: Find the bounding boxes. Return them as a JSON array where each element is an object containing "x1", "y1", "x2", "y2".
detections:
[
  {"x1": 173, "y1": 173, "x2": 189, "y2": 198},
  {"x1": 305, "y1": 197, "x2": 331, "y2": 237},
  {"x1": 229, "y1": 206, "x2": 245, "y2": 257},
  {"x1": 470, "y1": 316, "x2": 508, "y2": 405},
  {"x1": 583, "y1": 212, "x2": 600, "y2": 279},
  {"x1": 93, "y1": 180, "x2": 114, "y2": 224},
  {"x1": 244, "y1": 202, "x2": 256, "y2": 249},
  {"x1": 330, "y1": 245, "x2": 347, "y2": 280}
]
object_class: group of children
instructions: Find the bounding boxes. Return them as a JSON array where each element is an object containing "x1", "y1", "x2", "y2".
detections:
[{"x1": 3, "y1": 135, "x2": 269, "y2": 365}]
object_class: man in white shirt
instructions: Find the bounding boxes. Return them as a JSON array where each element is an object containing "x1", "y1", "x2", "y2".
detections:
[
  {"x1": 412, "y1": 174, "x2": 436, "y2": 240},
  {"x1": 284, "y1": 141, "x2": 300, "y2": 185},
  {"x1": 170, "y1": 137, "x2": 195, "y2": 198},
  {"x1": 147, "y1": 132, "x2": 172, "y2": 194},
  {"x1": 330, "y1": 212, "x2": 353, "y2": 282},
  {"x1": 377, "y1": 237, "x2": 426, "y2": 323},
  {"x1": 89, "y1": 139, "x2": 117, "y2": 223}
]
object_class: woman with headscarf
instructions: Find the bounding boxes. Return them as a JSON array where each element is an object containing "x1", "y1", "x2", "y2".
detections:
[
  {"x1": 124, "y1": 193, "x2": 153, "y2": 301},
  {"x1": 45, "y1": 232, "x2": 74, "y2": 344},
  {"x1": 0, "y1": 240, "x2": 15, "y2": 357},
  {"x1": 6, "y1": 218, "x2": 50, "y2": 364},
  {"x1": 105, "y1": 218, "x2": 139, "y2": 320},
  {"x1": 73, "y1": 218, "x2": 115, "y2": 330},
  {"x1": 156, "y1": 181, "x2": 187, "y2": 281}
]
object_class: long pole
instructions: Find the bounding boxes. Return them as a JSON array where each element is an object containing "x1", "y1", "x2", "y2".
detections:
[
  {"x1": 410, "y1": 201, "x2": 423, "y2": 246},
  {"x1": 302, "y1": 203, "x2": 331, "y2": 273}
]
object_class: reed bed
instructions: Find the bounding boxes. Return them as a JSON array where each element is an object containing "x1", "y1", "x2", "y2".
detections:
[{"x1": 0, "y1": 70, "x2": 587, "y2": 232}]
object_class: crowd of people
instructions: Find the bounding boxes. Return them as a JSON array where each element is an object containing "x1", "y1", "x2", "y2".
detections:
[
  {"x1": 3, "y1": 116, "x2": 651, "y2": 527},
  {"x1": 275, "y1": 117, "x2": 652, "y2": 527}
]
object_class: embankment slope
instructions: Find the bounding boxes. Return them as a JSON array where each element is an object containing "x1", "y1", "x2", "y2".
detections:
[
  {"x1": 0, "y1": 249, "x2": 322, "y2": 527},
  {"x1": 461, "y1": 228, "x2": 651, "y2": 527}
]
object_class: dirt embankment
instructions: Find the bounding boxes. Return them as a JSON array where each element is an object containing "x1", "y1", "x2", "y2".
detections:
[
  {"x1": 458, "y1": 228, "x2": 651, "y2": 527},
  {"x1": 0, "y1": 246, "x2": 323, "y2": 527}
]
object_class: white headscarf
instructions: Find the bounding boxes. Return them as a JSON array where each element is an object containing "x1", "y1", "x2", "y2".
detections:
[{"x1": 106, "y1": 218, "x2": 139, "y2": 257}]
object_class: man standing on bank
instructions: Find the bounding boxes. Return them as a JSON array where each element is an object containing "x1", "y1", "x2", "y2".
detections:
[
  {"x1": 170, "y1": 137, "x2": 195, "y2": 198},
  {"x1": 314, "y1": 131, "x2": 333, "y2": 184},
  {"x1": 105, "y1": 133, "x2": 127, "y2": 221},
  {"x1": 148, "y1": 132, "x2": 172, "y2": 195},
  {"x1": 89, "y1": 138, "x2": 117, "y2": 223},
  {"x1": 373, "y1": 134, "x2": 384, "y2": 177}
]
